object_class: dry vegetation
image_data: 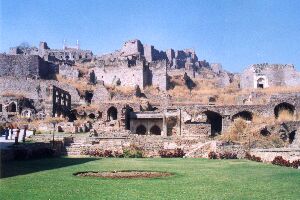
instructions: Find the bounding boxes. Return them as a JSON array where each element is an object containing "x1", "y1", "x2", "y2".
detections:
[
  {"x1": 219, "y1": 118, "x2": 286, "y2": 148},
  {"x1": 56, "y1": 74, "x2": 95, "y2": 95},
  {"x1": 167, "y1": 75, "x2": 300, "y2": 105},
  {"x1": 219, "y1": 109, "x2": 300, "y2": 148}
]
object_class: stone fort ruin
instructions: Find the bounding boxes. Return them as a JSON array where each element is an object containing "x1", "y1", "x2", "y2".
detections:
[{"x1": 1, "y1": 39, "x2": 300, "y2": 159}]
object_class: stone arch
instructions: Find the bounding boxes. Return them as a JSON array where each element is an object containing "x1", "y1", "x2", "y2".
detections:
[
  {"x1": 124, "y1": 106, "x2": 133, "y2": 130},
  {"x1": 57, "y1": 126, "x2": 64, "y2": 132},
  {"x1": 274, "y1": 102, "x2": 295, "y2": 119},
  {"x1": 232, "y1": 111, "x2": 253, "y2": 121},
  {"x1": 7, "y1": 102, "x2": 17, "y2": 112},
  {"x1": 136, "y1": 125, "x2": 147, "y2": 135},
  {"x1": 150, "y1": 125, "x2": 161, "y2": 135},
  {"x1": 204, "y1": 110, "x2": 222, "y2": 136},
  {"x1": 256, "y1": 77, "x2": 266, "y2": 88},
  {"x1": 107, "y1": 106, "x2": 118, "y2": 121},
  {"x1": 88, "y1": 113, "x2": 96, "y2": 119},
  {"x1": 289, "y1": 130, "x2": 296, "y2": 144}
]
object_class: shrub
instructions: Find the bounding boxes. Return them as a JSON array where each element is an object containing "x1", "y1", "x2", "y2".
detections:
[
  {"x1": 208, "y1": 151, "x2": 237, "y2": 159},
  {"x1": 103, "y1": 150, "x2": 113, "y2": 157},
  {"x1": 272, "y1": 156, "x2": 291, "y2": 167},
  {"x1": 123, "y1": 148, "x2": 143, "y2": 158},
  {"x1": 113, "y1": 151, "x2": 124, "y2": 158},
  {"x1": 271, "y1": 156, "x2": 300, "y2": 169},
  {"x1": 291, "y1": 160, "x2": 300, "y2": 169},
  {"x1": 219, "y1": 152, "x2": 238, "y2": 159},
  {"x1": 81, "y1": 148, "x2": 124, "y2": 158},
  {"x1": 159, "y1": 148, "x2": 185, "y2": 158},
  {"x1": 245, "y1": 152, "x2": 262, "y2": 162},
  {"x1": 208, "y1": 151, "x2": 218, "y2": 159}
]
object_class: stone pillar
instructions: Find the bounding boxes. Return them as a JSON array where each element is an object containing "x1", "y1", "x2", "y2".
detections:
[
  {"x1": 222, "y1": 115, "x2": 231, "y2": 134},
  {"x1": 162, "y1": 113, "x2": 168, "y2": 137}
]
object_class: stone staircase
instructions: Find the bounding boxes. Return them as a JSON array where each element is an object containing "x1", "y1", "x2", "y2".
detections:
[
  {"x1": 184, "y1": 141, "x2": 214, "y2": 158},
  {"x1": 62, "y1": 135, "x2": 91, "y2": 156}
]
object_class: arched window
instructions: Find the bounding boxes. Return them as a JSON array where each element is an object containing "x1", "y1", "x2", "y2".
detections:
[
  {"x1": 274, "y1": 102, "x2": 295, "y2": 119},
  {"x1": 232, "y1": 111, "x2": 253, "y2": 121},
  {"x1": 0, "y1": 104, "x2": 2, "y2": 112},
  {"x1": 107, "y1": 106, "x2": 118, "y2": 121},
  {"x1": 136, "y1": 125, "x2": 147, "y2": 135},
  {"x1": 150, "y1": 125, "x2": 161, "y2": 135},
  {"x1": 204, "y1": 111, "x2": 222, "y2": 136}
]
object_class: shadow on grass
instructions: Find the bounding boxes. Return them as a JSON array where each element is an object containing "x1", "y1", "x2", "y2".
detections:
[{"x1": 0, "y1": 157, "x2": 98, "y2": 179}]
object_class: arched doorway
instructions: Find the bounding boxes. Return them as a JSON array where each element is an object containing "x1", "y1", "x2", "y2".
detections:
[
  {"x1": 88, "y1": 113, "x2": 96, "y2": 119},
  {"x1": 150, "y1": 125, "x2": 161, "y2": 135},
  {"x1": 232, "y1": 111, "x2": 253, "y2": 121},
  {"x1": 136, "y1": 125, "x2": 147, "y2": 135},
  {"x1": 124, "y1": 106, "x2": 133, "y2": 130},
  {"x1": 107, "y1": 106, "x2": 118, "y2": 121},
  {"x1": 7, "y1": 102, "x2": 17, "y2": 112},
  {"x1": 204, "y1": 111, "x2": 222, "y2": 136},
  {"x1": 257, "y1": 77, "x2": 266, "y2": 88},
  {"x1": 274, "y1": 102, "x2": 295, "y2": 119}
]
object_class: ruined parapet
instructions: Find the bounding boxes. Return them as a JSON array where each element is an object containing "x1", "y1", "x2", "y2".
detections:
[{"x1": 120, "y1": 39, "x2": 143, "y2": 57}]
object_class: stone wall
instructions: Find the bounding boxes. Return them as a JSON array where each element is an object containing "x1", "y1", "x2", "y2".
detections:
[
  {"x1": 0, "y1": 54, "x2": 55, "y2": 79},
  {"x1": 0, "y1": 78, "x2": 80, "y2": 105},
  {"x1": 149, "y1": 60, "x2": 168, "y2": 90},
  {"x1": 93, "y1": 61, "x2": 146, "y2": 88}
]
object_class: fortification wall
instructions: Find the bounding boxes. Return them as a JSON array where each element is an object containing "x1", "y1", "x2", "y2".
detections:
[
  {"x1": 93, "y1": 64, "x2": 146, "y2": 88},
  {"x1": 149, "y1": 60, "x2": 168, "y2": 90},
  {"x1": 0, "y1": 54, "x2": 54, "y2": 79},
  {"x1": 0, "y1": 78, "x2": 80, "y2": 105}
]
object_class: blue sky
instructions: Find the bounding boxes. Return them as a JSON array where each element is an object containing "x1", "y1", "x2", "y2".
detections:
[{"x1": 1, "y1": 0, "x2": 300, "y2": 72}]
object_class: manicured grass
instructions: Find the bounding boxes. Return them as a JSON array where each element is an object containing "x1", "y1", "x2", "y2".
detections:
[{"x1": 1, "y1": 158, "x2": 300, "y2": 200}]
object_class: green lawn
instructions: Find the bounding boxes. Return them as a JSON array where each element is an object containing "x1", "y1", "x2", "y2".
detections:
[{"x1": 1, "y1": 158, "x2": 300, "y2": 200}]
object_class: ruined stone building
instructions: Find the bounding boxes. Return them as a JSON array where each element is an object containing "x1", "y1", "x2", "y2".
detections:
[
  {"x1": 240, "y1": 63, "x2": 300, "y2": 89},
  {"x1": 9, "y1": 41, "x2": 93, "y2": 62}
]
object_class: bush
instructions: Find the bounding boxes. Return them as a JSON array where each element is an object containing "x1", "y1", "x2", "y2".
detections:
[
  {"x1": 219, "y1": 152, "x2": 238, "y2": 159},
  {"x1": 271, "y1": 156, "x2": 300, "y2": 169},
  {"x1": 208, "y1": 151, "x2": 218, "y2": 159},
  {"x1": 123, "y1": 148, "x2": 143, "y2": 158},
  {"x1": 245, "y1": 152, "x2": 262, "y2": 162},
  {"x1": 291, "y1": 160, "x2": 300, "y2": 169},
  {"x1": 208, "y1": 151, "x2": 237, "y2": 159},
  {"x1": 103, "y1": 150, "x2": 113, "y2": 157},
  {"x1": 272, "y1": 156, "x2": 291, "y2": 167},
  {"x1": 81, "y1": 148, "x2": 116, "y2": 157},
  {"x1": 159, "y1": 148, "x2": 185, "y2": 158}
]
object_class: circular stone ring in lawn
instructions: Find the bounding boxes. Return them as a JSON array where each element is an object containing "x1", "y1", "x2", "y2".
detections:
[{"x1": 73, "y1": 170, "x2": 173, "y2": 179}]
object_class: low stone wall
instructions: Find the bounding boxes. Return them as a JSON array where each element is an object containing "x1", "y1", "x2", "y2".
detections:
[{"x1": 250, "y1": 148, "x2": 300, "y2": 162}]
